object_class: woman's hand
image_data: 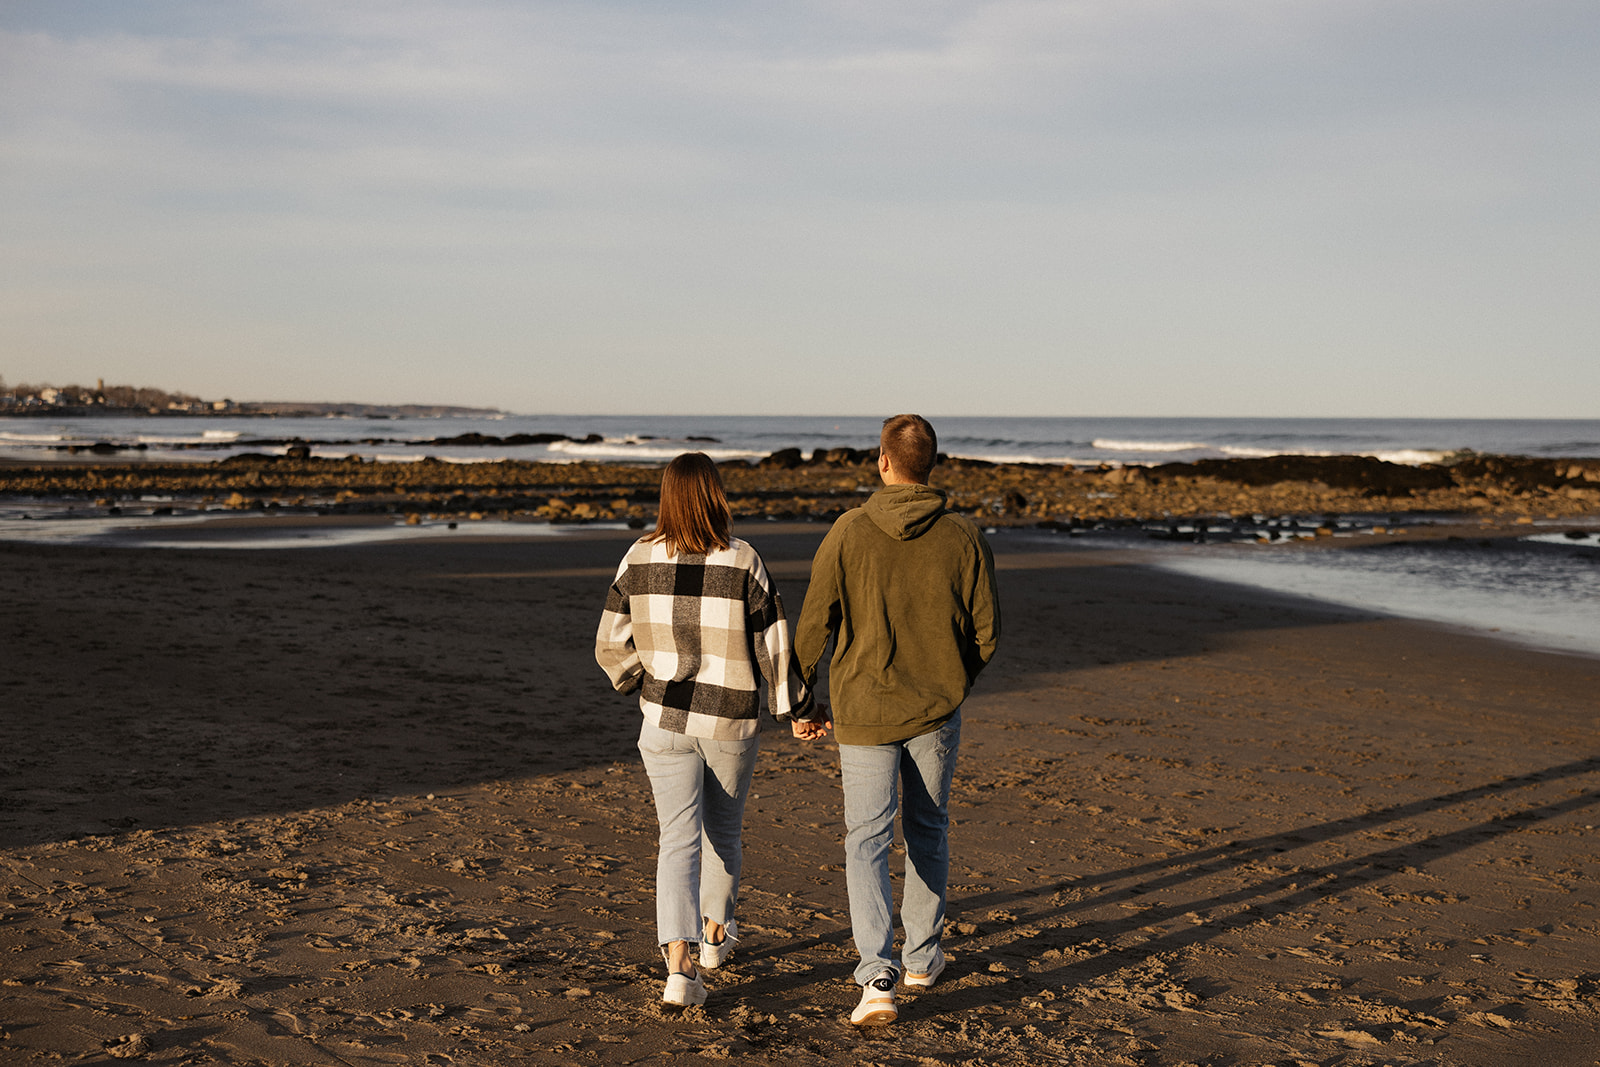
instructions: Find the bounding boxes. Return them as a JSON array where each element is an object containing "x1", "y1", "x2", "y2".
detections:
[{"x1": 791, "y1": 710, "x2": 832, "y2": 741}]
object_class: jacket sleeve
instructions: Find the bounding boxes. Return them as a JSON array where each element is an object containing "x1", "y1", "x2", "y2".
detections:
[
  {"x1": 595, "y1": 561, "x2": 644, "y2": 695},
  {"x1": 963, "y1": 528, "x2": 1002, "y2": 685},
  {"x1": 794, "y1": 518, "x2": 846, "y2": 697},
  {"x1": 745, "y1": 551, "x2": 814, "y2": 721}
]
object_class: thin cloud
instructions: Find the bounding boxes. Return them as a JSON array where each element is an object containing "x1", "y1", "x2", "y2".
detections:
[{"x1": 2, "y1": 0, "x2": 1597, "y2": 414}]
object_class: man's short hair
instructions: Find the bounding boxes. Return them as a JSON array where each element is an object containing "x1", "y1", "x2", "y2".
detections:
[{"x1": 880, "y1": 414, "x2": 937, "y2": 483}]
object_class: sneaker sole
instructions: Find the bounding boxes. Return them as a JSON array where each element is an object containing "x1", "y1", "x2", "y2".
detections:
[
  {"x1": 904, "y1": 951, "x2": 946, "y2": 988},
  {"x1": 663, "y1": 994, "x2": 706, "y2": 1008},
  {"x1": 851, "y1": 1008, "x2": 898, "y2": 1026},
  {"x1": 663, "y1": 974, "x2": 707, "y2": 1008}
]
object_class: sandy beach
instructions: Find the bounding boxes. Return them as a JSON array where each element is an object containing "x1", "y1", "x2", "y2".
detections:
[{"x1": 4, "y1": 523, "x2": 1600, "y2": 1065}]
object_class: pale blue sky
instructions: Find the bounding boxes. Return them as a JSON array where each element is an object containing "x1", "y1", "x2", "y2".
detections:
[{"x1": 3, "y1": 1, "x2": 1597, "y2": 416}]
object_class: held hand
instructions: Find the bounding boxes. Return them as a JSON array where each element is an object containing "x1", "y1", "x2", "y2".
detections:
[{"x1": 790, "y1": 713, "x2": 834, "y2": 741}]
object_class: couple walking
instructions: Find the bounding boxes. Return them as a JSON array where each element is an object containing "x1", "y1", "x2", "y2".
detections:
[{"x1": 595, "y1": 414, "x2": 1001, "y2": 1024}]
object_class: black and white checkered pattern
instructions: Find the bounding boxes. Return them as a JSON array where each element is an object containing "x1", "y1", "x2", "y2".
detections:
[{"x1": 596, "y1": 537, "x2": 812, "y2": 739}]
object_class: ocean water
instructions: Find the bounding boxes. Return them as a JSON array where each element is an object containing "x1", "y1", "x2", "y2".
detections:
[
  {"x1": 1138, "y1": 528, "x2": 1600, "y2": 659},
  {"x1": 5, "y1": 412, "x2": 1599, "y2": 659},
  {"x1": 4, "y1": 413, "x2": 1600, "y2": 467}
]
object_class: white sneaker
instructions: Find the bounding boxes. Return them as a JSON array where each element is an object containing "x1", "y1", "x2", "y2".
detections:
[
  {"x1": 663, "y1": 970, "x2": 707, "y2": 1008},
  {"x1": 850, "y1": 969, "x2": 898, "y2": 1026},
  {"x1": 699, "y1": 919, "x2": 738, "y2": 970},
  {"x1": 904, "y1": 946, "x2": 946, "y2": 988}
]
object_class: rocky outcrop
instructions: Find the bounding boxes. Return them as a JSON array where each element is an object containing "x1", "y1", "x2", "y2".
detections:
[
  {"x1": 1144, "y1": 455, "x2": 1456, "y2": 495},
  {"x1": 3, "y1": 453, "x2": 1598, "y2": 525},
  {"x1": 757, "y1": 448, "x2": 804, "y2": 469}
]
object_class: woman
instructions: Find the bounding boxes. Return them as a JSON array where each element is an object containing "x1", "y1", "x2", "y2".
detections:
[{"x1": 596, "y1": 452, "x2": 814, "y2": 1007}]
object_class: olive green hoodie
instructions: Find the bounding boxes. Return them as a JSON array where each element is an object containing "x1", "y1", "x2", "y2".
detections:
[{"x1": 795, "y1": 483, "x2": 1001, "y2": 745}]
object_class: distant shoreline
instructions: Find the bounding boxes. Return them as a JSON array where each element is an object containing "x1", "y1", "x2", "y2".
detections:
[{"x1": 0, "y1": 401, "x2": 502, "y2": 419}]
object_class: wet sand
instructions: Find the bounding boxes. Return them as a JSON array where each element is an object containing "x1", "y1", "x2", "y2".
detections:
[{"x1": 3, "y1": 526, "x2": 1599, "y2": 1065}]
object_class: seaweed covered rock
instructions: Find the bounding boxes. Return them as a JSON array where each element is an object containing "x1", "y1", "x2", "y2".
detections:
[{"x1": 1146, "y1": 455, "x2": 1456, "y2": 495}]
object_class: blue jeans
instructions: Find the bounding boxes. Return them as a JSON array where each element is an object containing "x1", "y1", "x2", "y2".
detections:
[
  {"x1": 838, "y1": 710, "x2": 961, "y2": 984},
  {"x1": 636, "y1": 719, "x2": 760, "y2": 946}
]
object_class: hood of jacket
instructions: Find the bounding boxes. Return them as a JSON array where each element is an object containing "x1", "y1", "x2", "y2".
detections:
[{"x1": 863, "y1": 483, "x2": 949, "y2": 541}]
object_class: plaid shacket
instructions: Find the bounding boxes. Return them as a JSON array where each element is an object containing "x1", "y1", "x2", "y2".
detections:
[{"x1": 596, "y1": 536, "x2": 813, "y2": 739}]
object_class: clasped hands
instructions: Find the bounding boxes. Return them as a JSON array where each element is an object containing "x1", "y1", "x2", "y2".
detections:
[{"x1": 790, "y1": 705, "x2": 832, "y2": 741}]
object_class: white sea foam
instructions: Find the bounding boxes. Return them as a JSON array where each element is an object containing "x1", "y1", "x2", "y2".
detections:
[
  {"x1": 946, "y1": 451, "x2": 1096, "y2": 467},
  {"x1": 545, "y1": 439, "x2": 765, "y2": 462},
  {"x1": 202, "y1": 429, "x2": 242, "y2": 441},
  {"x1": 1362, "y1": 449, "x2": 1452, "y2": 466},
  {"x1": 0, "y1": 431, "x2": 69, "y2": 443},
  {"x1": 135, "y1": 434, "x2": 236, "y2": 446},
  {"x1": 1092, "y1": 438, "x2": 1211, "y2": 453},
  {"x1": 1218, "y1": 445, "x2": 1340, "y2": 459},
  {"x1": 1197, "y1": 445, "x2": 1447, "y2": 466},
  {"x1": 1521, "y1": 531, "x2": 1599, "y2": 547}
]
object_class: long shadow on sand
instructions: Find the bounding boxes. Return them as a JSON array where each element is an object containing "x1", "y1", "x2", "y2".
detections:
[{"x1": 725, "y1": 755, "x2": 1600, "y2": 1012}]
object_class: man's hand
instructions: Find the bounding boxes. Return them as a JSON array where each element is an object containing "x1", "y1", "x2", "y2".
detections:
[{"x1": 791, "y1": 709, "x2": 833, "y2": 741}]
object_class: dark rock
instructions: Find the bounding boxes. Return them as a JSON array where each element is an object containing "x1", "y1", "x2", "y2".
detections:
[
  {"x1": 284, "y1": 442, "x2": 313, "y2": 459},
  {"x1": 1146, "y1": 455, "x2": 1455, "y2": 494},
  {"x1": 1452, "y1": 455, "x2": 1577, "y2": 491},
  {"x1": 760, "y1": 448, "x2": 804, "y2": 469},
  {"x1": 503, "y1": 433, "x2": 570, "y2": 445},
  {"x1": 429, "y1": 433, "x2": 502, "y2": 446},
  {"x1": 811, "y1": 447, "x2": 869, "y2": 466}
]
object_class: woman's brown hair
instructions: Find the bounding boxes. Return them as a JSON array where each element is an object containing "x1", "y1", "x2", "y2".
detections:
[{"x1": 646, "y1": 452, "x2": 732, "y2": 557}]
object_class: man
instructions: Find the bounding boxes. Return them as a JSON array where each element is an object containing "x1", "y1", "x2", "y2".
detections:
[{"x1": 794, "y1": 413, "x2": 1001, "y2": 1026}]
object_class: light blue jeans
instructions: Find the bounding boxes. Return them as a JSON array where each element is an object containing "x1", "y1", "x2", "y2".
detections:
[
  {"x1": 838, "y1": 710, "x2": 961, "y2": 985},
  {"x1": 636, "y1": 719, "x2": 761, "y2": 947}
]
